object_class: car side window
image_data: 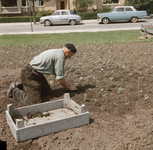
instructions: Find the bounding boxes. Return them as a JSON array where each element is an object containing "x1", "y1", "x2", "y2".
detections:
[
  {"x1": 62, "y1": 11, "x2": 68, "y2": 15},
  {"x1": 116, "y1": 8, "x2": 124, "y2": 12},
  {"x1": 54, "y1": 12, "x2": 60, "y2": 15},
  {"x1": 125, "y1": 8, "x2": 133, "y2": 11}
]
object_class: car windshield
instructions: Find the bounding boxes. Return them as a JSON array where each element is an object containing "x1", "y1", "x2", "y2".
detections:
[{"x1": 53, "y1": 11, "x2": 60, "y2": 15}]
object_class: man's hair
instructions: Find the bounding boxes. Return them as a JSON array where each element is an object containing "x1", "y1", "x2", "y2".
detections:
[{"x1": 65, "y1": 43, "x2": 77, "y2": 53}]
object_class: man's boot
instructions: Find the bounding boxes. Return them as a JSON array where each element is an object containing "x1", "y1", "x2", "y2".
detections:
[{"x1": 7, "y1": 83, "x2": 16, "y2": 98}]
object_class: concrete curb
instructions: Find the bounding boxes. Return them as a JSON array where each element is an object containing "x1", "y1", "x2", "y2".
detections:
[{"x1": 0, "y1": 27, "x2": 140, "y2": 35}]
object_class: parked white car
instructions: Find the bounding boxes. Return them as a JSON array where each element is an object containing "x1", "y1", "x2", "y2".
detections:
[{"x1": 40, "y1": 10, "x2": 82, "y2": 26}]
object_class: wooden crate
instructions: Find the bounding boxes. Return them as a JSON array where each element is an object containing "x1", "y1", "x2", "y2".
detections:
[{"x1": 6, "y1": 93, "x2": 89, "y2": 142}]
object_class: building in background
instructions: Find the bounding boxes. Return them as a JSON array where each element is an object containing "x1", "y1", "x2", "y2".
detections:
[{"x1": 0, "y1": 0, "x2": 125, "y2": 16}]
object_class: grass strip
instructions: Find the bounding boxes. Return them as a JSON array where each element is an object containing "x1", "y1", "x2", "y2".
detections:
[{"x1": 0, "y1": 30, "x2": 152, "y2": 46}]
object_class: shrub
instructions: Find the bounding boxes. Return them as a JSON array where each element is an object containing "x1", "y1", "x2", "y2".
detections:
[
  {"x1": 78, "y1": 12, "x2": 97, "y2": 20},
  {"x1": 36, "y1": 9, "x2": 52, "y2": 17}
]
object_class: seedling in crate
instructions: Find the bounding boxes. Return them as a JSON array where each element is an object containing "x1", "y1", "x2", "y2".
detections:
[{"x1": 37, "y1": 113, "x2": 42, "y2": 118}]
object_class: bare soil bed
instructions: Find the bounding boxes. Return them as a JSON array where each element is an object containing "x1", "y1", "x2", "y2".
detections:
[{"x1": 1, "y1": 42, "x2": 153, "y2": 150}]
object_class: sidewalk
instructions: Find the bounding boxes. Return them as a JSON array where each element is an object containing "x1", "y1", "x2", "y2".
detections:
[{"x1": 0, "y1": 20, "x2": 97, "y2": 27}]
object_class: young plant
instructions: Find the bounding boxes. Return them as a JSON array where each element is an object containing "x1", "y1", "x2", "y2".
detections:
[
  {"x1": 117, "y1": 87, "x2": 123, "y2": 94},
  {"x1": 147, "y1": 86, "x2": 150, "y2": 94},
  {"x1": 84, "y1": 76, "x2": 90, "y2": 85},
  {"x1": 101, "y1": 104, "x2": 105, "y2": 111},
  {"x1": 114, "y1": 103, "x2": 117, "y2": 107},
  {"x1": 88, "y1": 88, "x2": 92, "y2": 92},
  {"x1": 96, "y1": 80, "x2": 99, "y2": 88},
  {"x1": 84, "y1": 94, "x2": 88, "y2": 101},
  {"x1": 78, "y1": 77, "x2": 83, "y2": 83},
  {"x1": 93, "y1": 98, "x2": 98, "y2": 105},
  {"x1": 102, "y1": 94, "x2": 107, "y2": 98},
  {"x1": 125, "y1": 97, "x2": 129, "y2": 106},
  {"x1": 137, "y1": 90, "x2": 143, "y2": 98},
  {"x1": 98, "y1": 89, "x2": 104, "y2": 96},
  {"x1": 144, "y1": 94, "x2": 149, "y2": 101}
]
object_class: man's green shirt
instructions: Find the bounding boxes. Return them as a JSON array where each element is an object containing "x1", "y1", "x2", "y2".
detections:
[{"x1": 30, "y1": 49, "x2": 65, "y2": 80}]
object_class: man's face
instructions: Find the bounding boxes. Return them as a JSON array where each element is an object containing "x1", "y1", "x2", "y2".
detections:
[{"x1": 65, "y1": 50, "x2": 75, "y2": 59}]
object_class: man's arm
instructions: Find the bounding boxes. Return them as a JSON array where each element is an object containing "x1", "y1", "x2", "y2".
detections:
[{"x1": 58, "y1": 78, "x2": 78, "y2": 91}]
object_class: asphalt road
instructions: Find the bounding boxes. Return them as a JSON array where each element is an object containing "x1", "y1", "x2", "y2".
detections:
[{"x1": 0, "y1": 19, "x2": 153, "y2": 35}]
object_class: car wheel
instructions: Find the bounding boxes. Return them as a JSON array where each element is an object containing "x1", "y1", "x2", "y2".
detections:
[
  {"x1": 130, "y1": 17, "x2": 138, "y2": 23},
  {"x1": 70, "y1": 20, "x2": 76, "y2": 25},
  {"x1": 102, "y1": 18, "x2": 109, "y2": 24},
  {"x1": 44, "y1": 20, "x2": 51, "y2": 26}
]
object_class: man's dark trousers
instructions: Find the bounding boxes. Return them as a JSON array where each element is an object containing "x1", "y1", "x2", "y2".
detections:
[{"x1": 13, "y1": 64, "x2": 52, "y2": 105}]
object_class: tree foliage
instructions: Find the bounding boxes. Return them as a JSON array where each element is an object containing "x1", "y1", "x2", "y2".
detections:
[
  {"x1": 73, "y1": 0, "x2": 93, "y2": 13},
  {"x1": 125, "y1": 0, "x2": 153, "y2": 14},
  {"x1": 92, "y1": 6, "x2": 112, "y2": 13},
  {"x1": 29, "y1": 0, "x2": 51, "y2": 24}
]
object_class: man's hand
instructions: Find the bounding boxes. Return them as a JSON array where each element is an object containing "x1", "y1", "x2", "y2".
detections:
[
  {"x1": 70, "y1": 85, "x2": 79, "y2": 91},
  {"x1": 58, "y1": 78, "x2": 79, "y2": 91}
]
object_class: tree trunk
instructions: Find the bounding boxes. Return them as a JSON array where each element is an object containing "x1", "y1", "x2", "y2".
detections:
[{"x1": 32, "y1": 0, "x2": 36, "y2": 24}]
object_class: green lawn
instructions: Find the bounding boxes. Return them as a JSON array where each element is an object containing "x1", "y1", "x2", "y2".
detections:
[{"x1": 0, "y1": 30, "x2": 150, "y2": 46}]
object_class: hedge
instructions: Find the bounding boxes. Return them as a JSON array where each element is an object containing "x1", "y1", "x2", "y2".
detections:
[
  {"x1": 0, "y1": 16, "x2": 40, "y2": 23},
  {"x1": 0, "y1": 12, "x2": 99, "y2": 23},
  {"x1": 77, "y1": 12, "x2": 97, "y2": 20}
]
